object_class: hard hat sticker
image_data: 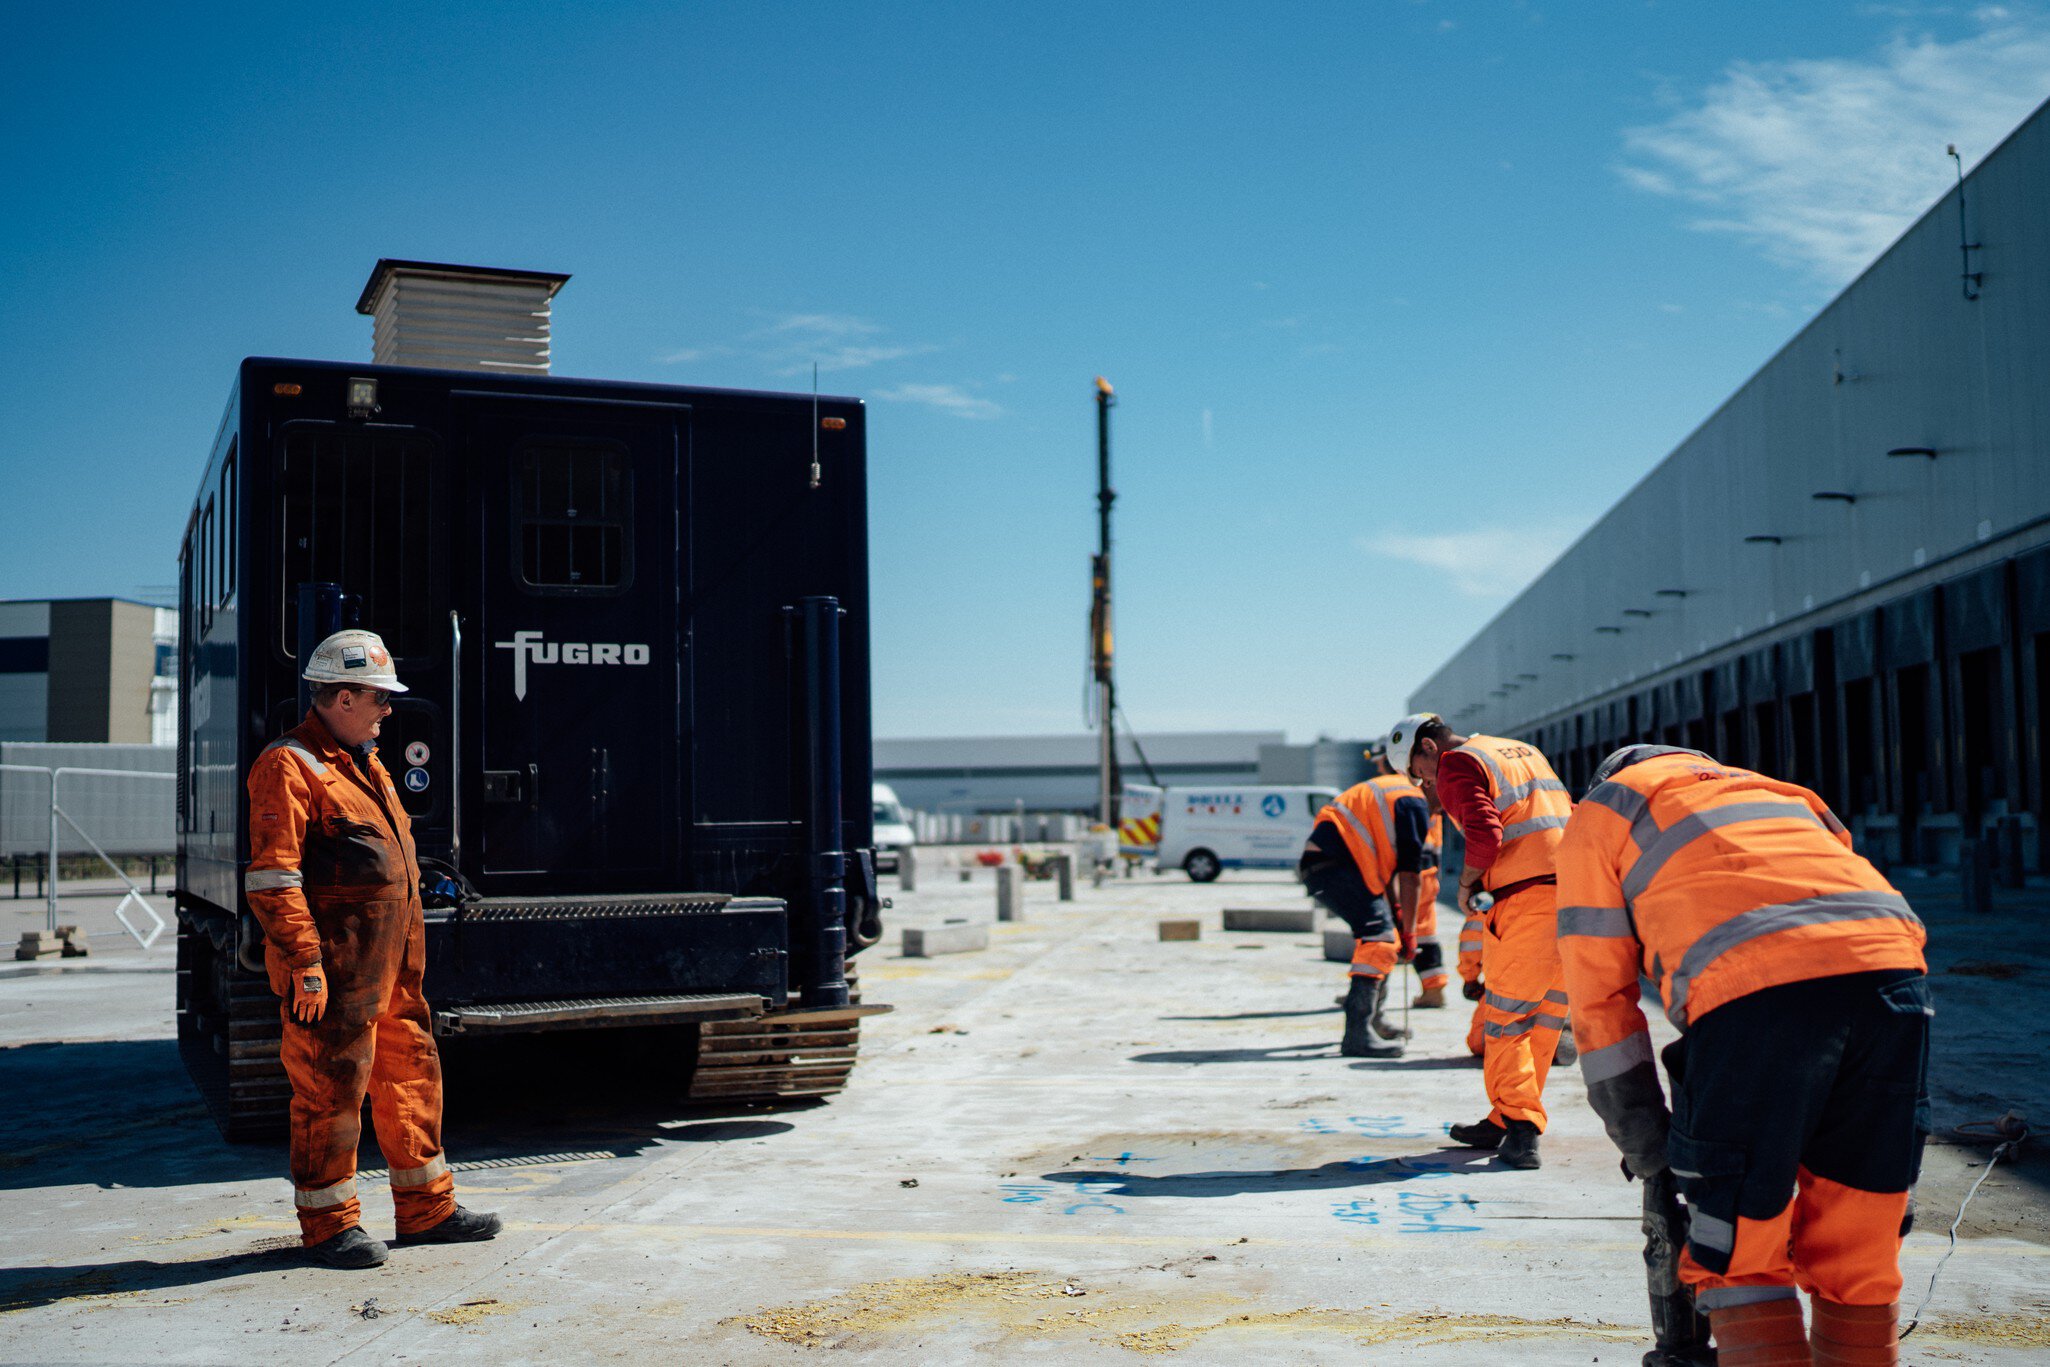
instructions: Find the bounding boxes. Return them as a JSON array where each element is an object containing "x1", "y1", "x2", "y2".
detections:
[
  {"x1": 404, "y1": 741, "x2": 431, "y2": 767},
  {"x1": 341, "y1": 646, "x2": 367, "y2": 669},
  {"x1": 404, "y1": 768, "x2": 431, "y2": 792}
]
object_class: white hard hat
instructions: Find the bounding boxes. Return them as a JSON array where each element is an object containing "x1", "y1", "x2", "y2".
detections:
[
  {"x1": 1361, "y1": 734, "x2": 1389, "y2": 763},
  {"x1": 303, "y1": 629, "x2": 408, "y2": 693},
  {"x1": 1383, "y1": 712, "x2": 1441, "y2": 775}
]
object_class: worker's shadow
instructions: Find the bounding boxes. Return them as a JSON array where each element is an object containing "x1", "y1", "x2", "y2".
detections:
[
  {"x1": 1159, "y1": 1008, "x2": 1338, "y2": 1022},
  {"x1": 1127, "y1": 1043, "x2": 1346, "y2": 1064},
  {"x1": 0, "y1": 1246, "x2": 303, "y2": 1313},
  {"x1": 1043, "y1": 1147, "x2": 1498, "y2": 1199},
  {"x1": 0, "y1": 1035, "x2": 792, "y2": 1196}
]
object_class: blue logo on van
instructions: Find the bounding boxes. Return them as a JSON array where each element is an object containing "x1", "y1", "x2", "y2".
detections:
[{"x1": 1261, "y1": 794, "x2": 1286, "y2": 818}]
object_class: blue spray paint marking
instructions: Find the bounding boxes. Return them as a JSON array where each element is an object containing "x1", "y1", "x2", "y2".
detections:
[
  {"x1": 1061, "y1": 1180, "x2": 1127, "y2": 1216},
  {"x1": 999, "y1": 1183, "x2": 1055, "y2": 1204},
  {"x1": 1328, "y1": 1191, "x2": 1483, "y2": 1234},
  {"x1": 1083, "y1": 1152, "x2": 1161, "y2": 1167},
  {"x1": 1300, "y1": 1115, "x2": 1431, "y2": 1140}
]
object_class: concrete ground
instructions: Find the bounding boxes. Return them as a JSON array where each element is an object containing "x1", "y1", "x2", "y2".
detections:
[{"x1": 1, "y1": 861, "x2": 2047, "y2": 1363}]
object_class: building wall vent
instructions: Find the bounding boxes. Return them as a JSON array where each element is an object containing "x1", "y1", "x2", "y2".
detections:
[{"x1": 355, "y1": 259, "x2": 571, "y2": 374}]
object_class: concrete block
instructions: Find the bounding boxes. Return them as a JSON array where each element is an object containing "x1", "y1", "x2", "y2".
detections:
[
  {"x1": 958, "y1": 868, "x2": 973, "y2": 883},
  {"x1": 1222, "y1": 907, "x2": 1317, "y2": 933},
  {"x1": 58, "y1": 926, "x2": 89, "y2": 958},
  {"x1": 996, "y1": 865, "x2": 1022, "y2": 922},
  {"x1": 1323, "y1": 925, "x2": 1355, "y2": 962},
  {"x1": 15, "y1": 932, "x2": 63, "y2": 961},
  {"x1": 1158, "y1": 919, "x2": 1201, "y2": 942},
  {"x1": 902, "y1": 923, "x2": 990, "y2": 957}
]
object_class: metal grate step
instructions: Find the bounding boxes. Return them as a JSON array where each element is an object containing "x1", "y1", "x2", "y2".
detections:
[{"x1": 434, "y1": 992, "x2": 766, "y2": 1035}]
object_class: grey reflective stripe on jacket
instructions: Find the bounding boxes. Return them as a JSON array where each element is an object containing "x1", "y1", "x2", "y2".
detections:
[
  {"x1": 1557, "y1": 904, "x2": 1634, "y2": 938},
  {"x1": 245, "y1": 868, "x2": 303, "y2": 892},
  {"x1": 1502, "y1": 813, "x2": 1570, "y2": 842},
  {"x1": 1331, "y1": 803, "x2": 1385, "y2": 869},
  {"x1": 1620, "y1": 799, "x2": 1828, "y2": 903},
  {"x1": 266, "y1": 738, "x2": 330, "y2": 777},
  {"x1": 1660, "y1": 889, "x2": 1923, "y2": 1027},
  {"x1": 1577, "y1": 1028, "x2": 1653, "y2": 1084},
  {"x1": 1494, "y1": 776, "x2": 1569, "y2": 809}
]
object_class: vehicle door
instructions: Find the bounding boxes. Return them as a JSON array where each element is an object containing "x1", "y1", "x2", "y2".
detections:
[{"x1": 462, "y1": 398, "x2": 686, "y2": 892}]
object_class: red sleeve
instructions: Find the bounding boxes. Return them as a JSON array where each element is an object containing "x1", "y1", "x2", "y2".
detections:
[{"x1": 1436, "y1": 751, "x2": 1501, "y2": 871}]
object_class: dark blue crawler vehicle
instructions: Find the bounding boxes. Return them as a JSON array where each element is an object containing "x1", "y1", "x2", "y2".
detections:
[{"x1": 175, "y1": 348, "x2": 886, "y2": 1140}]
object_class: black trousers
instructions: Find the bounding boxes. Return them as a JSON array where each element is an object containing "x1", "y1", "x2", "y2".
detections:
[{"x1": 1664, "y1": 969, "x2": 1930, "y2": 1301}]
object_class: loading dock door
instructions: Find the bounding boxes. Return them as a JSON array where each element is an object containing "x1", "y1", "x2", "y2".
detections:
[{"x1": 464, "y1": 400, "x2": 686, "y2": 887}]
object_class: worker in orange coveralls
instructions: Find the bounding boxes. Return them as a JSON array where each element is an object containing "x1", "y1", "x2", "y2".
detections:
[
  {"x1": 1557, "y1": 744, "x2": 1930, "y2": 1367},
  {"x1": 1388, "y1": 712, "x2": 1571, "y2": 1170},
  {"x1": 1299, "y1": 765, "x2": 1431, "y2": 1059},
  {"x1": 245, "y1": 629, "x2": 500, "y2": 1269}
]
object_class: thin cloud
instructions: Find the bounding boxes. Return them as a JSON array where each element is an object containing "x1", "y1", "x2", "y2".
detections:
[
  {"x1": 1359, "y1": 526, "x2": 1577, "y2": 598},
  {"x1": 1618, "y1": 15, "x2": 2050, "y2": 285},
  {"x1": 662, "y1": 312, "x2": 937, "y2": 374},
  {"x1": 873, "y1": 383, "x2": 1003, "y2": 420}
]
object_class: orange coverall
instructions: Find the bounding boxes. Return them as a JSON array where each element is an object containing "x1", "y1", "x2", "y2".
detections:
[
  {"x1": 245, "y1": 713, "x2": 458, "y2": 1245},
  {"x1": 1436, "y1": 736, "x2": 1573, "y2": 1130},
  {"x1": 1557, "y1": 745, "x2": 1928, "y2": 1356}
]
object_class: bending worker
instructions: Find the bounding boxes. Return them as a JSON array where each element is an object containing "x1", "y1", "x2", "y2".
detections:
[
  {"x1": 1297, "y1": 763, "x2": 1431, "y2": 1058},
  {"x1": 1378, "y1": 740, "x2": 1453, "y2": 1011},
  {"x1": 1557, "y1": 744, "x2": 1929, "y2": 1367},
  {"x1": 1388, "y1": 713, "x2": 1571, "y2": 1170},
  {"x1": 245, "y1": 629, "x2": 501, "y2": 1269}
]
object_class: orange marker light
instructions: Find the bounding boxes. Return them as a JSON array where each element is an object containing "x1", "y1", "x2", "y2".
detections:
[
  {"x1": 821, "y1": 416, "x2": 847, "y2": 431},
  {"x1": 273, "y1": 383, "x2": 303, "y2": 396}
]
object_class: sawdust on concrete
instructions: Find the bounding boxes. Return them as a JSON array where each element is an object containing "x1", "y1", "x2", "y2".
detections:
[
  {"x1": 1929, "y1": 1310, "x2": 2050, "y2": 1348},
  {"x1": 427, "y1": 1296, "x2": 517, "y2": 1326},
  {"x1": 735, "y1": 1271, "x2": 1640, "y2": 1354}
]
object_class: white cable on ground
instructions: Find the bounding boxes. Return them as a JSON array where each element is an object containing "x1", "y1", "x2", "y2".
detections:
[{"x1": 1899, "y1": 1112, "x2": 2032, "y2": 1341}]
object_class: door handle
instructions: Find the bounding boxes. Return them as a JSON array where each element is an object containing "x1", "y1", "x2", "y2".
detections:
[
  {"x1": 450, "y1": 610, "x2": 463, "y2": 867},
  {"x1": 528, "y1": 762, "x2": 541, "y2": 814}
]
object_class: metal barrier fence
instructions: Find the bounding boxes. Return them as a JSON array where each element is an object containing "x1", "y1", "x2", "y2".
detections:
[
  {"x1": 908, "y1": 810, "x2": 1090, "y2": 845},
  {"x1": 0, "y1": 745, "x2": 173, "y2": 949}
]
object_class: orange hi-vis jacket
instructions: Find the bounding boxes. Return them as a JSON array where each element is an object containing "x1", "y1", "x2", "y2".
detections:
[
  {"x1": 245, "y1": 713, "x2": 424, "y2": 1021},
  {"x1": 1318, "y1": 774, "x2": 1427, "y2": 898},
  {"x1": 1452, "y1": 735, "x2": 1572, "y2": 889},
  {"x1": 1556, "y1": 747, "x2": 1926, "y2": 1167}
]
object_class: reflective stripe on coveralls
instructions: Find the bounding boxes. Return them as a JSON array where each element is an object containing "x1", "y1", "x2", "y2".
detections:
[{"x1": 247, "y1": 712, "x2": 457, "y2": 1245}]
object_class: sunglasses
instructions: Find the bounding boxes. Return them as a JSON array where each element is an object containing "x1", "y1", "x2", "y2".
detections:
[{"x1": 350, "y1": 688, "x2": 394, "y2": 708}]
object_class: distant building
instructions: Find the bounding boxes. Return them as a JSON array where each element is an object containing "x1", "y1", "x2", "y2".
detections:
[
  {"x1": 875, "y1": 731, "x2": 1285, "y2": 814},
  {"x1": 0, "y1": 599, "x2": 176, "y2": 745},
  {"x1": 1411, "y1": 97, "x2": 2050, "y2": 870}
]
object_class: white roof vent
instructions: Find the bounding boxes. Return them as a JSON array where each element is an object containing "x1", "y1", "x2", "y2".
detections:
[{"x1": 355, "y1": 259, "x2": 571, "y2": 373}]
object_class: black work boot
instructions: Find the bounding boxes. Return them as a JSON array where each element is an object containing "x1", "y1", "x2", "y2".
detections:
[
  {"x1": 1447, "y1": 1117, "x2": 1506, "y2": 1149},
  {"x1": 1498, "y1": 1119, "x2": 1542, "y2": 1169},
  {"x1": 305, "y1": 1226, "x2": 390, "y2": 1269},
  {"x1": 394, "y1": 1205, "x2": 504, "y2": 1246},
  {"x1": 1553, "y1": 1028, "x2": 1578, "y2": 1067},
  {"x1": 1340, "y1": 978, "x2": 1404, "y2": 1058},
  {"x1": 1369, "y1": 975, "x2": 1412, "y2": 1041}
]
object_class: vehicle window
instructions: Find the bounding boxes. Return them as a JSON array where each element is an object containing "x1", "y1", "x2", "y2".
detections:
[
  {"x1": 219, "y1": 441, "x2": 237, "y2": 602},
  {"x1": 517, "y1": 441, "x2": 632, "y2": 591},
  {"x1": 279, "y1": 426, "x2": 441, "y2": 659}
]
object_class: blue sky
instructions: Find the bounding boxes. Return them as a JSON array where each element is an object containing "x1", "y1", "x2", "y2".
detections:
[{"x1": 5, "y1": 1, "x2": 2049, "y2": 740}]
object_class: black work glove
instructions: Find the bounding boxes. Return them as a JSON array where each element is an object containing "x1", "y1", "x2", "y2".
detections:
[{"x1": 1462, "y1": 979, "x2": 1485, "y2": 1002}]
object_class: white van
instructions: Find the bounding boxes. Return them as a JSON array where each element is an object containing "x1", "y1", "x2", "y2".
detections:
[
  {"x1": 872, "y1": 783, "x2": 916, "y2": 873},
  {"x1": 1155, "y1": 785, "x2": 1338, "y2": 882}
]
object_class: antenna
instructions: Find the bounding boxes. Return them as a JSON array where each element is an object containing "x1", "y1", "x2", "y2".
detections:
[{"x1": 809, "y1": 362, "x2": 822, "y2": 489}]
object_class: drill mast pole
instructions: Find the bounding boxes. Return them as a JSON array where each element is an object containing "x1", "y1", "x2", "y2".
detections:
[{"x1": 1092, "y1": 377, "x2": 1117, "y2": 835}]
